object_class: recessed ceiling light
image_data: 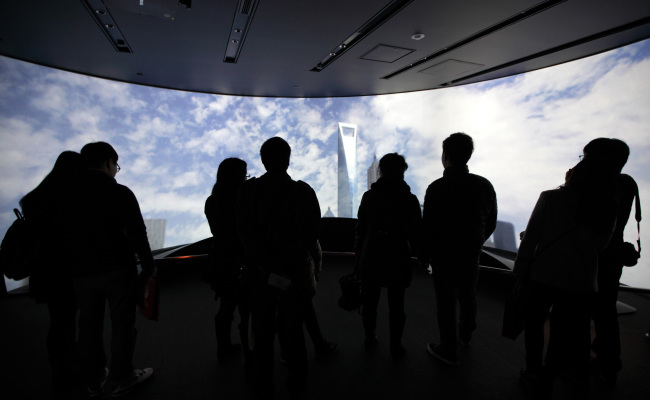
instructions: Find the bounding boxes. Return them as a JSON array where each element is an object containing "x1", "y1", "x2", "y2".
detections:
[{"x1": 411, "y1": 33, "x2": 425, "y2": 40}]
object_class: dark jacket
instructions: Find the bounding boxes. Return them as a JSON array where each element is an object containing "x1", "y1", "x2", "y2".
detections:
[
  {"x1": 205, "y1": 192, "x2": 247, "y2": 293},
  {"x1": 355, "y1": 177, "x2": 422, "y2": 287},
  {"x1": 601, "y1": 174, "x2": 639, "y2": 264},
  {"x1": 61, "y1": 170, "x2": 154, "y2": 277},
  {"x1": 421, "y1": 165, "x2": 497, "y2": 266},
  {"x1": 237, "y1": 171, "x2": 321, "y2": 290}
]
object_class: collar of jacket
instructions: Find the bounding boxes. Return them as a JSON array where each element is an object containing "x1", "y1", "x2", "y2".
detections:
[
  {"x1": 371, "y1": 176, "x2": 411, "y2": 192},
  {"x1": 443, "y1": 165, "x2": 469, "y2": 177}
]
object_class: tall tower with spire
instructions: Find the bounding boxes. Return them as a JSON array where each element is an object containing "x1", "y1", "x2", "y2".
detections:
[
  {"x1": 337, "y1": 122, "x2": 357, "y2": 218},
  {"x1": 367, "y1": 154, "x2": 379, "y2": 190}
]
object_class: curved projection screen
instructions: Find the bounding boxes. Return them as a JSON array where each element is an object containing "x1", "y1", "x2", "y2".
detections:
[{"x1": 1, "y1": 39, "x2": 649, "y2": 290}]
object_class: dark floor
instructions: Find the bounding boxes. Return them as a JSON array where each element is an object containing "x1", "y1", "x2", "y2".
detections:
[{"x1": 1, "y1": 255, "x2": 649, "y2": 399}]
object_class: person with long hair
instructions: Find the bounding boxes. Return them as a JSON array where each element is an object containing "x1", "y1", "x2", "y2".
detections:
[
  {"x1": 355, "y1": 153, "x2": 422, "y2": 358},
  {"x1": 204, "y1": 157, "x2": 251, "y2": 366},
  {"x1": 515, "y1": 155, "x2": 618, "y2": 394},
  {"x1": 20, "y1": 150, "x2": 83, "y2": 396}
]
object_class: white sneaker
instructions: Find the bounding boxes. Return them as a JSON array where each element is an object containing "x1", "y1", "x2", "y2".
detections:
[
  {"x1": 111, "y1": 368, "x2": 153, "y2": 397},
  {"x1": 88, "y1": 367, "x2": 110, "y2": 397}
]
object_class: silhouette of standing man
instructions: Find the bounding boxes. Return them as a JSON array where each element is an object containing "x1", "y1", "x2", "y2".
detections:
[
  {"x1": 237, "y1": 137, "x2": 321, "y2": 399},
  {"x1": 421, "y1": 132, "x2": 497, "y2": 366},
  {"x1": 62, "y1": 142, "x2": 154, "y2": 397}
]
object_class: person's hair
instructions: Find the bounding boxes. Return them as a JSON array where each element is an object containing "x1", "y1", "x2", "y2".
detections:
[
  {"x1": 80, "y1": 141, "x2": 118, "y2": 169},
  {"x1": 379, "y1": 153, "x2": 408, "y2": 179},
  {"x1": 565, "y1": 157, "x2": 618, "y2": 229},
  {"x1": 211, "y1": 157, "x2": 247, "y2": 197},
  {"x1": 442, "y1": 132, "x2": 474, "y2": 165},
  {"x1": 20, "y1": 151, "x2": 83, "y2": 214},
  {"x1": 260, "y1": 137, "x2": 291, "y2": 172},
  {"x1": 583, "y1": 138, "x2": 629, "y2": 173}
]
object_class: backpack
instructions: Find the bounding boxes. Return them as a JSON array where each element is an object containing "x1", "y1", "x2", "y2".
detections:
[{"x1": 0, "y1": 208, "x2": 40, "y2": 280}]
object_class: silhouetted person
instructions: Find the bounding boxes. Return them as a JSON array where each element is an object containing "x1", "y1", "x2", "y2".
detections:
[
  {"x1": 515, "y1": 156, "x2": 618, "y2": 394},
  {"x1": 204, "y1": 157, "x2": 252, "y2": 367},
  {"x1": 420, "y1": 133, "x2": 497, "y2": 365},
  {"x1": 586, "y1": 138, "x2": 640, "y2": 385},
  {"x1": 61, "y1": 142, "x2": 154, "y2": 397},
  {"x1": 237, "y1": 137, "x2": 321, "y2": 399},
  {"x1": 20, "y1": 151, "x2": 83, "y2": 396},
  {"x1": 355, "y1": 153, "x2": 421, "y2": 358}
]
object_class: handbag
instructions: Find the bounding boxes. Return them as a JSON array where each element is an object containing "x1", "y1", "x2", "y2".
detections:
[
  {"x1": 139, "y1": 269, "x2": 159, "y2": 321},
  {"x1": 502, "y1": 291, "x2": 525, "y2": 340},
  {"x1": 338, "y1": 272, "x2": 361, "y2": 312}
]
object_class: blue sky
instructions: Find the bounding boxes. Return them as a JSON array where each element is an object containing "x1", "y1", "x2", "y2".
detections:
[{"x1": 1, "y1": 39, "x2": 649, "y2": 290}]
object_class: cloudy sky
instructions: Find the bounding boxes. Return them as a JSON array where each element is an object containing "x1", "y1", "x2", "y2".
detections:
[{"x1": 1, "y1": 39, "x2": 649, "y2": 290}]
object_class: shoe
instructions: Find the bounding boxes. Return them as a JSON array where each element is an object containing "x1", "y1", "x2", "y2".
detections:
[
  {"x1": 427, "y1": 343, "x2": 458, "y2": 366},
  {"x1": 364, "y1": 335, "x2": 378, "y2": 350},
  {"x1": 314, "y1": 342, "x2": 338, "y2": 359},
  {"x1": 88, "y1": 367, "x2": 110, "y2": 397},
  {"x1": 110, "y1": 368, "x2": 153, "y2": 397},
  {"x1": 458, "y1": 336, "x2": 472, "y2": 347}
]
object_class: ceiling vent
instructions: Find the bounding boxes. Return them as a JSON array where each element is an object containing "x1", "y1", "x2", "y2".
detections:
[
  {"x1": 361, "y1": 45, "x2": 414, "y2": 63},
  {"x1": 223, "y1": 0, "x2": 260, "y2": 63},
  {"x1": 381, "y1": 0, "x2": 566, "y2": 80},
  {"x1": 81, "y1": 0, "x2": 133, "y2": 53},
  {"x1": 311, "y1": 0, "x2": 414, "y2": 72},
  {"x1": 418, "y1": 59, "x2": 484, "y2": 83}
]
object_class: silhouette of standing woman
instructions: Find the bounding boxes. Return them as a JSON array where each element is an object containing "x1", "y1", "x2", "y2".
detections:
[{"x1": 204, "y1": 157, "x2": 251, "y2": 366}]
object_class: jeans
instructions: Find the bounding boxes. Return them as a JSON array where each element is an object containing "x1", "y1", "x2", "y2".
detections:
[
  {"x1": 361, "y1": 283, "x2": 406, "y2": 346},
  {"x1": 74, "y1": 268, "x2": 137, "y2": 384},
  {"x1": 524, "y1": 281, "x2": 592, "y2": 385},
  {"x1": 592, "y1": 262, "x2": 624, "y2": 372},
  {"x1": 431, "y1": 253, "x2": 480, "y2": 354},
  {"x1": 251, "y1": 279, "x2": 307, "y2": 398}
]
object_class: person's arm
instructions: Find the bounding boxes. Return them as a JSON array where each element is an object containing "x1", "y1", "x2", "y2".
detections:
[
  {"x1": 485, "y1": 183, "x2": 498, "y2": 240},
  {"x1": 122, "y1": 187, "x2": 154, "y2": 273},
  {"x1": 513, "y1": 192, "x2": 547, "y2": 279}
]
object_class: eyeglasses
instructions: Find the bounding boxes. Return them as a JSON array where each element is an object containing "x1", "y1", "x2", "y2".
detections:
[
  {"x1": 578, "y1": 155, "x2": 584, "y2": 161},
  {"x1": 245, "y1": 173, "x2": 251, "y2": 179},
  {"x1": 116, "y1": 163, "x2": 121, "y2": 173}
]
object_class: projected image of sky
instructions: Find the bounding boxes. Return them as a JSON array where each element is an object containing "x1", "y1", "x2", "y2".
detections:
[{"x1": 1, "y1": 39, "x2": 649, "y2": 290}]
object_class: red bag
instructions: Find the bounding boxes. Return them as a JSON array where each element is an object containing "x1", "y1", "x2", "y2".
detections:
[
  {"x1": 139, "y1": 270, "x2": 159, "y2": 321},
  {"x1": 502, "y1": 293, "x2": 524, "y2": 340}
]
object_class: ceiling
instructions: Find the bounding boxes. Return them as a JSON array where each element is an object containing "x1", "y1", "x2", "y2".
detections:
[{"x1": 1, "y1": 0, "x2": 649, "y2": 98}]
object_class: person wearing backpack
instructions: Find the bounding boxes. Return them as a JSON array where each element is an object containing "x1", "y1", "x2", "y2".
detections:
[
  {"x1": 60, "y1": 142, "x2": 155, "y2": 397},
  {"x1": 18, "y1": 151, "x2": 83, "y2": 395}
]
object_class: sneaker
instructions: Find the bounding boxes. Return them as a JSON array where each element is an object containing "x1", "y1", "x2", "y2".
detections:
[
  {"x1": 111, "y1": 368, "x2": 153, "y2": 397},
  {"x1": 314, "y1": 342, "x2": 338, "y2": 359},
  {"x1": 427, "y1": 343, "x2": 458, "y2": 366},
  {"x1": 88, "y1": 367, "x2": 110, "y2": 397}
]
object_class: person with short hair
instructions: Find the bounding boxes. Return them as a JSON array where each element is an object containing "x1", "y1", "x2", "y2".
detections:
[
  {"x1": 421, "y1": 133, "x2": 497, "y2": 366},
  {"x1": 237, "y1": 137, "x2": 321, "y2": 399},
  {"x1": 355, "y1": 153, "x2": 422, "y2": 358},
  {"x1": 586, "y1": 138, "x2": 640, "y2": 385},
  {"x1": 61, "y1": 141, "x2": 154, "y2": 397}
]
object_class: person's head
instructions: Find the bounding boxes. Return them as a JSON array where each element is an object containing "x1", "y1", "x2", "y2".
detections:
[
  {"x1": 378, "y1": 153, "x2": 408, "y2": 179},
  {"x1": 442, "y1": 132, "x2": 474, "y2": 167},
  {"x1": 20, "y1": 151, "x2": 83, "y2": 211},
  {"x1": 583, "y1": 138, "x2": 629, "y2": 173},
  {"x1": 212, "y1": 157, "x2": 248, "y2": 195},
  {"x1": 81, "y1": 141, "x2": 119, "y2": 177},
  {"x1": 49, "y1": 151, "x2": 83, "y2": 182},
  {"x1": 260, "y1": 137, "x2": 291, "y2": 172}
]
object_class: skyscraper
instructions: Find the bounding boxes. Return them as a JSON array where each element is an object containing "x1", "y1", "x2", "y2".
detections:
[
  {"x1": 337, "y1": 122, "x2": 357, "y2": 218},
  {"x1": 367, "y1": 154, "x2": 379, "y2": 190}
]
